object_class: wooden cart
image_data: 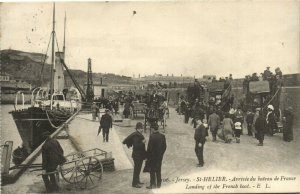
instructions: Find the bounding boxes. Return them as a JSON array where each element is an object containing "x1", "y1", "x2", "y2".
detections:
[{"x1": 42, "y1": 148, "x2": 113, "y2": 190}]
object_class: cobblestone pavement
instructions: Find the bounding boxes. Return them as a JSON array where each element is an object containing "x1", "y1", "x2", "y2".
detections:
[{"x1": 2, "y1": 107, "x2": 300, "y2": 193}]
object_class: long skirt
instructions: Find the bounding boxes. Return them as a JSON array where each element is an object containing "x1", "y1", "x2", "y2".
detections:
[{"x1": 218, "y1": 128, "x2": 233, "y2": 143}]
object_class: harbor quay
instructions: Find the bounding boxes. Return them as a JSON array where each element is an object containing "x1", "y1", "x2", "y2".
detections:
[
  {"x1": 1, "y1": 104, "x2": 300, "y2": 194},
  {"x1": 1, "y1": 2, "x2": 300, "y2": 193}
]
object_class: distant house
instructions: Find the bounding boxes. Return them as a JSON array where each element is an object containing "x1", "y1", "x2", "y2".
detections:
[
  {"x1": 0, "y1": 72, "x2": 32, "y2": 94},
  {"x1": 94, "y1": 84, "x2": 109, "y2": 98},
  {"x1": 83, "y1": 82, "x2": 109, "y2": 99},
  {"x1": 0, "y1": 72, "x2": 11, "y2": 82},
  {"x1": 137, "y1": 74, "x2": 194, "y2": 85}
]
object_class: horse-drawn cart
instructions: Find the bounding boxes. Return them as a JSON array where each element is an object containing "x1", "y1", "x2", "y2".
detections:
[
  {"x1": 144, "y1": 107, "x2": 167, "y2": 133},
  {"x1": 132, "y1": 102, "x2": 147, "y2": 118}
]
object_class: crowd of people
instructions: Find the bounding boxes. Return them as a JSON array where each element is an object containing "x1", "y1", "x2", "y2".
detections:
[
  {"x1": 40, "y1": 67, "x2": 295, "y2": 192},
  {"x1": 243, "y1": 67, "x2": 283, "y2": 101},
  {"x1": 179, "y1": 97, "x2": 294, "y2": 144},
  {"x1": 93, "y1": 96, "x2": 120, "y2": 115},
  {"x1": 189, "y1": 104, "x2": 294, "y2": 171}
]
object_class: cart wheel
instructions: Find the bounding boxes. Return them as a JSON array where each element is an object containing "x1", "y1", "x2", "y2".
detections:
[
  {"x1": 60, "y1": 161, "x2": 85, "y2": 184},
  {"x1": 76, "y1": 156, "x2": 103, "y2": 189}
]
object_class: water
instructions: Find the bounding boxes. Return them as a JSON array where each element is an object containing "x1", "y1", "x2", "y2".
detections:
[{"x1": 1, "y1": 105, "x2": 26, "y2": 150}]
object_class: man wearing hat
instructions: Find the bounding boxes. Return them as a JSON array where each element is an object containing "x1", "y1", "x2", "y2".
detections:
[
  {"x1": 146, "y1": 124, "x2": 167, "y2": 189},
  {"x1": 122, "y1": 122, "x2": 146, "y2": 188},
  {"x1": 252, "y1": 108, "x2": 261, "y2": 137},
  {"x1": 91, "y1": 102, "x2": 99, "y2": 121},
  {"x1": 41, "y1": 131, "x2": 65, "y2": 192},
  {"x1": 99, "y1": 109, "x2": 113, "y2": 142},
  {"x1": 275, "y1": 67, "x2": 283, "y2": 79},
  {"x1": 194, "y1": 119, "x2": 207, "y2": 167},
  {"x1": 254, "y1": 110, "x2": 267, "y2": 146},
  {"x1": 263, "y1": 66, "x2": 272, "y2": 80}
]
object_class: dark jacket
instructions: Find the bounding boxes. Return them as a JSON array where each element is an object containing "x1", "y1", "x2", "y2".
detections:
[
  {"x1": 147, "y1": 131, "x2": 167, "y2": 165},
  {"x1": 194, "y1": 124, "x2": 207, "y2": 144},
  {"x1": 246, "y1": 112, "x2": 254, "y2": 124},
  {"x1": 123, "y1": 131, "x2": 146, "y2": 160},
  {"x1": 255, "y1": 116, "x2": 266, "y2": 140},
  {"x1": 42, "y1": 138, "x2": 64, "y2": 172},
  {"x1": 208, "y1": 113, "x2": 220, "y2": 130},
  {"x1": 100, "y1": 113, "x2": 113, "y2": 129},
  {"x1": 192, "y1": 105, "x2": 205, "y2": 120}
]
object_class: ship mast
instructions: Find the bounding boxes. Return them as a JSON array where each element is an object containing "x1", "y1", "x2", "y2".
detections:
[
  {"x1": 50, "y1": 3, "x2": 55, "y2": 96},
  {"x1": 63, "y1": 12, "x2": 66, "y2": 57}
]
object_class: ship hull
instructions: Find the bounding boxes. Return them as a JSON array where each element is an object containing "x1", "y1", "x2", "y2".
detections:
[{"x1": 10, "y1": 107, "x2": 72, "y2": 155}]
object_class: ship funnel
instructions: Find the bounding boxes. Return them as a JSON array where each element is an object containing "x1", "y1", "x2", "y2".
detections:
[{"x1": 54, "y1": 52, "x2": 65, "y2": 92}]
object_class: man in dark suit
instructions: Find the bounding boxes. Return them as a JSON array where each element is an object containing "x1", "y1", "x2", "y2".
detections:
[
  {"x1": 194, "y1": 119, "x2": 207, "y2": 167},
  {"x1": 100, "y1": 109, "x2": 113, "y2": 142},
  {"x1": 123, "y1": 122, "x2": 146, "y2": 188},
  {"x1": 146, "y1": 124, "x2": 167, "y2": 189},
  {"x1": 42, "y1": 131, "x2": 65, "y2": 193},
  {"x1": 255, "y1": 111, "x2": 267, "y2": 146}
]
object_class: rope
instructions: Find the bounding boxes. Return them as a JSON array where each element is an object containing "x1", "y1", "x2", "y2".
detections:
[
  {"x1": 221, "y1": 82, "x2": 232, "y2": 109},
  {"x1": 40, "y1": 33, "x2": 53, "y2": 85},
  {"x1": 47, "y1": 109, "x2": 71, "y2": 120},
  {"x1": 262, "y1": 87, "x2": 281, "y2": 111},
  {"x1": 45, "y1": 110, "x2": 61, "y2": 129}
]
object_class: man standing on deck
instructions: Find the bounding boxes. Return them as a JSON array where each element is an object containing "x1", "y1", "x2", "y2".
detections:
[
  {"x1": 42, "y1": 132, "x2": 65, "y2": 193},
  {"x1": 100, "y1": 109, "x2": 113, "y2": 142}
]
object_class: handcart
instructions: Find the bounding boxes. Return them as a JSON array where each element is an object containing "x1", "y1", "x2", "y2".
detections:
[{"x1": 41, "y1": 148, "x2": 113, "y2": 190}]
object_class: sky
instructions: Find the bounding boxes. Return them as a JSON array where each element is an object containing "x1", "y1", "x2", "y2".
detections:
[{"x1": 1, "y1": 1, "x2": 299, "y2": 78}]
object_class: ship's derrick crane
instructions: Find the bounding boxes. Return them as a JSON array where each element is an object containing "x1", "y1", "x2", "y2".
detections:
[{"x1": 85, "y1": 58, "x2": 94, "y2": 102}]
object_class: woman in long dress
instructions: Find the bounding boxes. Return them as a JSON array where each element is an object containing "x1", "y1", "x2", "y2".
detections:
[{"x1": 222, "y1": 113, "x2": 234, "y2": 143}]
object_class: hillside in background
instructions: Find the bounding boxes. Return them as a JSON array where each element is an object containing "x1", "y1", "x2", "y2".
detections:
[{"x1": 0, "y1": 49, "x2": 134, "y2": 87}]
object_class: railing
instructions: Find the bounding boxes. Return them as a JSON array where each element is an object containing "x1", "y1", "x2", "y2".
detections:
[{"x1": 14, "y1": 91, "x2": 25, "y2": 110}]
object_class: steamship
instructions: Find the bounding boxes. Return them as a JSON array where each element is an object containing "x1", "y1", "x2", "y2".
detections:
[{"x1": 9, "y1": 4, "x2": 82, "y2": 164}]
